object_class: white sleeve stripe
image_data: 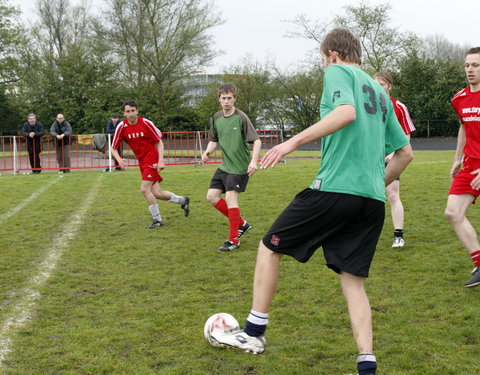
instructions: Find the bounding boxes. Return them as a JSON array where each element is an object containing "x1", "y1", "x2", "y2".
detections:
[
  {"x1": 144, "y1": 119, "x2": 162, "y2": 140},
  {"x1": 395, "y1": 101, "x2": 416, "y2": 132}
]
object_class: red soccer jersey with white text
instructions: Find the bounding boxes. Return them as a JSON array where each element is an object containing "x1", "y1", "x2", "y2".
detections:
[
  {"x1": 391, "y1": 97, "x2": 416, "y2": 136},
  {"x1": 452, "y1": 87, "x2": 480, "y2": 159},
  {"x1": 112, "y1": 117, "x2": 162, "y2": 167}
]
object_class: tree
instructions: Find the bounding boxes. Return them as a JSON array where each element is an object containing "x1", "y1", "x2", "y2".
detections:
[
  {"x1": 423, "y1": 34, "x2": 470, "y2": 62},
  {"x1": 105, "y1": 0, "x2": 222, "y2": 116},
  {"x1": 335, "y1": 2, "x2": 420, "y2": 72},
  {"x1": 394, "y1": 53, "x2": 465, "y2": 136},
  {"x1": 15, "y1": 0, "x2": 122, "y2": 133},
  {"x1": 0, "y1": 0, "x2": 25, "y2": 86}
]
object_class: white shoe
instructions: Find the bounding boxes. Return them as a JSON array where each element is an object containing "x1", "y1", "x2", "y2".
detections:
[
  {"x1": 392, "y1": 237, "x2": 405, "y2": 248},
  {"x1": 210, "y1": 329, "x2": 266, "y2": 354}
]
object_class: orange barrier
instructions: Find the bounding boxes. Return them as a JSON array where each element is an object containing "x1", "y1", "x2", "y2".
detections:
[{"x1": 0, "y1": 130, "x2": 282, "y2": 174}]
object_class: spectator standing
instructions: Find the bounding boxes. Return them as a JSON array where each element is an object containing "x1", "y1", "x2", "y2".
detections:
[
  {"x1": 22, "y1": 113, "x2": 44, "y2": 174},
  {"x1": 106, "y1": 113, "x2": 122, "y2": 171},
  {"x1": 50, "y1": 113, "x2": 72, "y2": 173}
]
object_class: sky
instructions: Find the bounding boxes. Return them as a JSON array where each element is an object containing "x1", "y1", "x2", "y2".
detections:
[{"x1": 12, "y1": 0, "x2": 480, "y2": 73}]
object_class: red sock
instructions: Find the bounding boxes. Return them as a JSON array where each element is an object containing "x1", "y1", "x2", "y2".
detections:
[
  {"x1": 214, "y1": 199, "x2": 229, "y2": 217},
  {"x1": 471, "y1": 251, "x2": 480, "y2": 267},
  {"x1": 228, "y1": 207, "x2": 241, "y2": 244}
]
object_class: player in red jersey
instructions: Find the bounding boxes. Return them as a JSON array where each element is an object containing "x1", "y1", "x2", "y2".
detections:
[
  {"x1": 111, "y1": 100, "x2": 190, "y2": 228},
  {"x1": 374, "y1": 72, "x2": 416, "y2": 248},
  {"x1": 445, "y1": 47, "x2": 480, "y2": 288}
]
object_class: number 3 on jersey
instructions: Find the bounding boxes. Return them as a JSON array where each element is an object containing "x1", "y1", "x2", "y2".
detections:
[{"x1": 362, "y1": 84, "x2": 387, "y2": 123}]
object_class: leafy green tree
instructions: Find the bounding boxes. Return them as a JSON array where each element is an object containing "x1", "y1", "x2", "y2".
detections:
[{"x1": 394, "y1": 53, "x2": 465, "y2": 136}]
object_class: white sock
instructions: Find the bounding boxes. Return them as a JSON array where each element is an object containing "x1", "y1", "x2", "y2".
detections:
[
  {"x1": 168, "y1": 193, "x2": 184, "y2": 204},
  {"x1": 148, "y1": 204, "x2": 161, "y2": 221},
  {"x1": 247, "y1": 310, "x2": 269, "y2": 325}
]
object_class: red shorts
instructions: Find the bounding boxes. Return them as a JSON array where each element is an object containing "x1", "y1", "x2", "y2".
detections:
[
  {"x1": 449, "y1": 157, "x2": 480, "y2": 200},
  {"x1": 140, "y1": 166, "x2": 162, "y2": 183}
]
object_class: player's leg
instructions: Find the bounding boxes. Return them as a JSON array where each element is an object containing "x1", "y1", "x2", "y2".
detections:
[
  {"x1": 445, "y1": 193, "x2": 480, "y2": 287},
  {"x1": 140, "y1": 180, "x2": 163, "y2": 228},
  {"x1": 151, "y1": 182, "x2": 190, "y2": 217},
  {"x1": 340, "y1": 272, "x2": 376, "y2": 375},
  {"x1": 206, "y1": 188, "x2": 228, "y2": 215},
  {"x1": 387, "y1": 180, "x2": 405, "y2": 247},
  {"x1": 445, "y1": 194, "x2": 479, "y2": 253},
  {"x1": 211, "y1": 241, "x2": 281, "y2": 353}
]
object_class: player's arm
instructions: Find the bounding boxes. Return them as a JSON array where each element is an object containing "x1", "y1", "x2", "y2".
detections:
[
  {"x1": 202, "y1": 141, "x2": 218, "y2": 162},
  {"x1": 261, "y1": 104, "x2": 355, "y2": 169},
  {"x1": 111, "y1": 148, "x2": 126, "y2": 169},
  {"x1": 385, "y1": 144, "x2": 413, "y2": 186},
  {"x1": 450, "y1": 123, "x2": 466, "y2": 179},
  {"x1": 248, "y1": 139, "x2": 262, "y2": 176},
  {"x1": 157, "y1": 140, "x2": 165, "y2": 171}
]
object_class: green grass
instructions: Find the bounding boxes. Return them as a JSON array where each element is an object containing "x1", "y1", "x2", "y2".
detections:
[{"x1": 0, "y1": 151, "x2": 478, "y2": 374}]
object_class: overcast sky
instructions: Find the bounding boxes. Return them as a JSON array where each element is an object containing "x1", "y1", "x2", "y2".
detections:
[{"x1": 13, "y1": 0, "x2": 480, "y2": 73}]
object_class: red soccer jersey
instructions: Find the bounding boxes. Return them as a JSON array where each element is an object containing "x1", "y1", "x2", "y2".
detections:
[
  {"x1": 112, "y1": 116, "x2": 162, "y2": 167},
  {"x1": 452, "y1": 87, "x2": 480, "y2": 159},
  {"x1": 391, "y1": 97, "x2": 416, "y2": 136}
]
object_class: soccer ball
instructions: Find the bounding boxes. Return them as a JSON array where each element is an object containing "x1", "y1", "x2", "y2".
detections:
[{"x1": 204, "y1": 313, "x2": 239, "y2": 347}]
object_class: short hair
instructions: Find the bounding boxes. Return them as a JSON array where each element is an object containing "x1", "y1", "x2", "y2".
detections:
[
  {"x1": 374, "y1": 72, "x2": 394, "y2": 87},
  {"x1": 321, "y1": 28, "x2": 362, "y2": 65},
  {"x1": 27, "y1": 113, "x2": 36, "y2": 119},
  {"x1": 111, "y1": 113, "x2": 119, "y2": 118},
  {"x1": 466, "y1": 47, "x2": 480, "y2": 56},
  {"x1": 122, "y1": 100, "x2": 138, "y2": 110},
  {"x1": 218, "y1": 83, "x2": 237, "y2": 97}
]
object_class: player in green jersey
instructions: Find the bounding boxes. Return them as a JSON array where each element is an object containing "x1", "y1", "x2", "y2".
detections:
[
  {"x1": 211, "y1": 28, "x2": 413, "y2": 375},
  {"x1": 202, "y1": 83, "x2": 262, "y2": 252}
]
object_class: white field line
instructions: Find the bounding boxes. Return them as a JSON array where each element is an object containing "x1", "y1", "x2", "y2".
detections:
[
  {"x1": 0, "y1": 177, "x2": 61, "y2": 225},
  {"x1": 0, "y1": 175, "x2": 103, "y2": 367}
]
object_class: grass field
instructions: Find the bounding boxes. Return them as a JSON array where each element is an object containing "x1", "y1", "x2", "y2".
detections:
[{"x1": 0, "y1": 150, "x2": 478, "y2": 375}]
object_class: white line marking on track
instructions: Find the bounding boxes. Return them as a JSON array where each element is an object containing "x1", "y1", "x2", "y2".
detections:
[
  {"x1": 0, "y1": 175, "x2": 103, "y2": 367},
  {"x1": 0, "y1": 177, "x2": 61, "y2": 225}
]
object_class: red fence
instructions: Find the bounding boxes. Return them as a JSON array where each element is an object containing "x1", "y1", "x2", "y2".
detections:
[{"x1": 0, "y1": 130, "x2": 282, "y2": 174}]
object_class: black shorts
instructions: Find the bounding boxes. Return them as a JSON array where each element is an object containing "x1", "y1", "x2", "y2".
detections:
[
  {"x1": 262, "y1": 189, "x2": 385, "y2": 277},
  {"x1": 209, "y1": 168, "x2": 249, "y2": 193}
]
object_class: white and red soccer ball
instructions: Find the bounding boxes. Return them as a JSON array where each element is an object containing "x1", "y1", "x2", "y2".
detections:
[{"x1": 204, "y1": 313, "x2": 239, "y2": 347}]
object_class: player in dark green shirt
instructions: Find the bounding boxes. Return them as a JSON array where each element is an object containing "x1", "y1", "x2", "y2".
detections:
[
  {"x1": 212, "y1": 29, "x2": 413, "y2": 375},
  {"x1": 202, "y1": 83, "x2": 261, "y2": 252}
]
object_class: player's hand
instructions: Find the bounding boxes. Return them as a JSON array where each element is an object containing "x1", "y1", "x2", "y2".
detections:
[
  {"x1": 260, "y1": 140, "x2": 296, "y2": 169},
  {"x1": 450, "y1": 160, "x2": 462, "y2": 180},
  {"x1": 119, "y1": 159, "x2": 127, "y2": 170},
  {"x1": 202, "y1": 152, "x2": 210, "y2": 163},
  {"x1": 470, "y1": 169, "x2": 480, "y2": 190},
  {"x1": 384, "y1": 153, "x2": 393, "y2": 164},
  {"x1": 157, "y1": 161, "x2": 165, "y2": 172},
  {"x1": 247, "y1": 161, "x2": 258, "y2": 176}
]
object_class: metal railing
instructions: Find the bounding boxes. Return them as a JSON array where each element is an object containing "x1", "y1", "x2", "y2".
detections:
[{"x1": 0, "y1": 130, "x2": 281, "y2": 174}]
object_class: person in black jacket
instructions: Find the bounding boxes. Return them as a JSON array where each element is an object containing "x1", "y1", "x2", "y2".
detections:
[
  {"x1": 50, "y1": 113, "x2": 73, "y2": 173},
  {"x1": 22, "y1": 113, "x2": 44, "y2": 174},
  {"x1": 105, "y1": 113, "x2": 122, "y2": 171}
]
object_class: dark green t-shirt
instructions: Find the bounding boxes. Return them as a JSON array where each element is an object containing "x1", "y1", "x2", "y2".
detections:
[
  {"x1": 309, "y1": 64, "x2": 409, "y2": 202},
  {"x1": 209, "y1": 109, "x2": 259, "y2": 174}
]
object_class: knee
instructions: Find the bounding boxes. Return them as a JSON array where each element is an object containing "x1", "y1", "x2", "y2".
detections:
[
  {"x1": 444, "y1": 206, "x2": 460, "y2": 224},
  {"x1": 206, "y1": 192, "x2": 219, "y2": 205},
  {"x1": 387, "y1": 190, "x2": 399, "y2": 204}
]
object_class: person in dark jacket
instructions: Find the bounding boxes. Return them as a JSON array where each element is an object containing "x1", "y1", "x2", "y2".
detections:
[
  {"x1": 50, "y1": 113, "x2": 72, "y2": 173},
  {"x1": 22, "y1": 113, "x2": 44, "y2": 174},
  {"x1": 106, "y1": 113, "x2": 122, "y2": 171}
]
